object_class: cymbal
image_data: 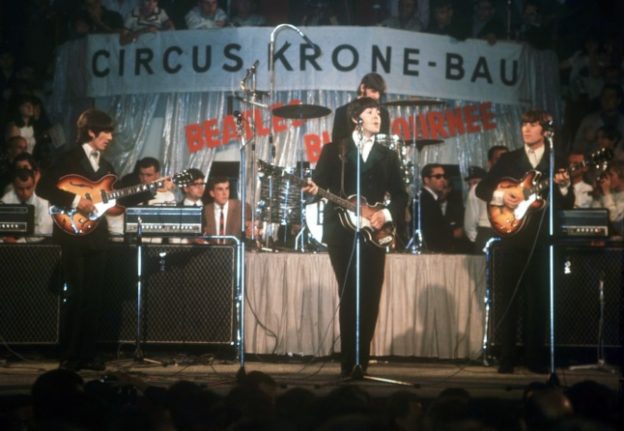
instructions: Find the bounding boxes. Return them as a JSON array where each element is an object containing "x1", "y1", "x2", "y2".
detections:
[
  {"x1": 272, "y1": 104, "x2": 331, "y2": 120},
  {"x1": 383, "y1": 98, "x2": 446, "y2": 107}
]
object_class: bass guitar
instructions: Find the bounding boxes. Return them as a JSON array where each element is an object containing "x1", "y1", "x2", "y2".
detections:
[
  {"x1": 49, "y1": 170, "x2": 192, "y2": 236},
  {"x1": 258, "y1": 160, "x2": 395, "y2": 248},
  {"x1": 488, "y1": 148, "x2": 612, "y2": 237}
]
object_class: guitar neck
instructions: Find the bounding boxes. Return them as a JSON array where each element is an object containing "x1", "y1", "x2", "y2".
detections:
[
  {"x1": 284, "y1": 173, "x2": 356, "y2": 212},
  {"x1": 105, "y1": 179, "x2": 166, "y2": 201}
]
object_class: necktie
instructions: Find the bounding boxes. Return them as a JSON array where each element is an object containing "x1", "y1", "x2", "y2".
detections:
[
  {"x1": 219, "y1": 205, "x2": 225, "y2": 243},
  {"x1": 528, "y1": 149, "x2": 537, "y2": 168},
  {"x1": 90, "y1": 150, "x2": 99, "y2": 170}
]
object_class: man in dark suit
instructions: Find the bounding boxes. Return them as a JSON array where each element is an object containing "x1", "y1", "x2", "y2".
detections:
[
  {"x1": 419, "y1": 163, "x2": 455, "y2": 253},
  {"x1": 331, "y1": 72, "x2": 391, "y2": 143},
  {"x1": 304, "y1": 97, "x2": 407, "y2": 377},
  {"x1": 476, "y1": 109, "x2": 574, "y2": 374},
  {"x1": 203, "y1": 176, "x2": 251, "y2": 242},
  {"x1": 36, "y1": 109, "x2": 117, "y2": 371},
  {"x1": 178, "y1": 168, "x2": 205, "y2": 207}
]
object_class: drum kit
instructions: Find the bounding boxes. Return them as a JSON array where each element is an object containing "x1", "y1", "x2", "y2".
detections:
[{"x1": 238, "y1": 92, "x2": 446, "y2": 252}]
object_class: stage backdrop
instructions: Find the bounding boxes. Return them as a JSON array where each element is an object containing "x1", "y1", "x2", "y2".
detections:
[{"x1": 48, "y1": 27, "x2": 561, "y2": 201}]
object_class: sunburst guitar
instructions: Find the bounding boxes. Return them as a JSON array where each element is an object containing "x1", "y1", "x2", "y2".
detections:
[
  {"x1": 488, "y1": 148, "x2": 612, "y2": 236},
  {"x1": 49, "y1": 170, "x2": 192, "y2": 236}
]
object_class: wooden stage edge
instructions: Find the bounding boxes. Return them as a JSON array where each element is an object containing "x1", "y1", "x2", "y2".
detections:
[{"x1": 1, "y1": 356, "x2": 621, "y2": 400}]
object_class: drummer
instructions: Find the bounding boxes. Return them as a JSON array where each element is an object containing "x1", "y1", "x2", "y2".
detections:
[{"x1": 331, "y1": 72, "x2": 391, "y2": 143}]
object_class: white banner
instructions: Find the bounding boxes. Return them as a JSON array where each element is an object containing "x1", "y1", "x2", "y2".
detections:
[{"x1": 87, "y1": 27, "x2": 530, "y2": 105}]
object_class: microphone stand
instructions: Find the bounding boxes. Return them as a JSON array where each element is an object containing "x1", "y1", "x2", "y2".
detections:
[
  {"x1": 545, "y1": 125, "x2": 559, "y2": 384},
  {"x1": 240, "y1": 61, "x2": 259, "y2": 243}
]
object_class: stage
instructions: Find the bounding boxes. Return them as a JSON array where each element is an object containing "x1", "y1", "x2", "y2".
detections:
[{"x1": 0, "y1": 356, "x2": 621, "y2": 401}]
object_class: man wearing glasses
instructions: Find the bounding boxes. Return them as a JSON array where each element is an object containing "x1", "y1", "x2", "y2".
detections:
[
  {"x1": 420, "y1": 163, "x2": 454, "y2": 252},
  {"x1": 179, "y1": 168, "x2": 206, "y2": 207}
]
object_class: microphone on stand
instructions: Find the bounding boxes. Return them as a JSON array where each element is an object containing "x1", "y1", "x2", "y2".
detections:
[{"x1": 240, "y1": 60, "x2": 260, "y2": 90}]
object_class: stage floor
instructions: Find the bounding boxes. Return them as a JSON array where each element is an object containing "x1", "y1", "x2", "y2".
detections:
[{"x1": 1, "y1": 356, "x2": 621, "y2": 400}]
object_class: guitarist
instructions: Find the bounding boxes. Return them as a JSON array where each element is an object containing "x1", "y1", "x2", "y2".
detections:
[
  {"x1": 475, "y1": 109, "x2": 574, "y2": 374},
  {"x1": 303, "y1": 97, "x2": 407, "y2": 377},
  {"x1": 36, "y1": 109, "x2": 118, "y2": 372}
]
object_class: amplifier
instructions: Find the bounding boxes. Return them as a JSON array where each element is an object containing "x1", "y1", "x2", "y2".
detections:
[
  {"x1": 124, "y1": 206, "x2": 203, "y2": 236},
  {"x1": 558, "y1": 209, "x2": 609, "y2": 237},
  {"x1": 0, "y1": 204, "x2": 34, "y2": 235}
]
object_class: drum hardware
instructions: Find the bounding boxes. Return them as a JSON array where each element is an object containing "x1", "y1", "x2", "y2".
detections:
[
  {"x1": 272, "y1": 104, "x2": 332, "y2": 120},
  {"x1": 235, "y1": 94, "x2": 269, "y2": 109}
]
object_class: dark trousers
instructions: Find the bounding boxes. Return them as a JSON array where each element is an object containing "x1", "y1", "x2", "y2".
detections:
[
  {"x1": 60, "y1": 245, "x2": 107, "y2": 362},
  {"x1": 328, "y1": 240, "x2": 385, "y2": 374},
  {"x1": 495, "y1": 245, "x2": 549, "y2": 368}
]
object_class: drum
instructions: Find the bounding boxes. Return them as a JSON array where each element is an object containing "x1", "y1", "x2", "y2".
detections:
[
  {"x1": 257, "y1": 165, "x2": 301, "y2": 225},
  {"x1": 305, "y1": 200, "x2": 326, "y2": 247}
]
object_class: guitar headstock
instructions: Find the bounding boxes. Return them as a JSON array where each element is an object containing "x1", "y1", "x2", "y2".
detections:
[{"x1": 172, "y1": 169, "x2": 195, "y2": 187}]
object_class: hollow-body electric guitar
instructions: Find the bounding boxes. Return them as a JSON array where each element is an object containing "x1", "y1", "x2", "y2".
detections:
[
  {"x1": 258, "y1": 160, "x2": 395, "y2": 248},
  {"x1": 487, "y1": 148, "x2": 612, "y2": 237},
  {"x1": 49, "y1": 170, "x2": 192, "y2": 236}
]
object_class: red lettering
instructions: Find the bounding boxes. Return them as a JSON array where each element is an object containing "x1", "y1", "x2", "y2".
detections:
[
  {"x1": 254, "y1": 108, "x2": 270, "y2": 137},
  {"x1": 427, "y1": 112, "x2": 448, "y2": 140},
  {"x1": 185, "y1": 124, "x2": 205, "y2": 153},
  {"x1": 222, "y1": 115, "x2": 239, "y2": 145},
  {"x1": 463, "y1": 105, "x2": 480, "y2": 133},
  {"x1": 418, "y1": 113, "x2": 429, "y2": 139},
  {"x1": 305, "y1": 133, "x2": 322, "y2": 163},
  {"x1": 479, "y1": 102, "x2": 496, "y2": 130},
  {"x1": 202, "y1": 119, "x2": 220, "y2": 148},
  {"x1": 445, "y1": 108, "x2": 465, "y2": 137},
  {"x1": 391, "y1": 117, "x2": 410, "y2": 141}
]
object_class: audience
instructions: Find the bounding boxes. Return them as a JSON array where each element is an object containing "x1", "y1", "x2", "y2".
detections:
[
  {"x1": 230, "y1": 0, "x2": 267, "y2": 27},
  {"x1": 379, "y1": 0, "x2": 423, "y2": 32},
  {"x1": 574, "y1": 84, "x2": 624, "y2": 154},
  {"x1": 185, "y1": 0, "x2": 228, "y2": 29},
  {"x1": 124, "y1": 0, "x2": 175, "y2": 35}
]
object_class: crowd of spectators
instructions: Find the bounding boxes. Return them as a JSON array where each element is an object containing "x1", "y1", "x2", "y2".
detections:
[{"x1": 0, "y1": 368, "x2": 620, "y2": 430}]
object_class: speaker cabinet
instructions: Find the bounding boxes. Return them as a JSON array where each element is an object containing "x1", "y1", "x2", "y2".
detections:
[
  {"x1": 0, "y1": 244, "x2": 62, "y2": 344},
  {"x1": 488, "y1": 242, "x2": 623, "y2": 350},
  {"x1": 99, "y1": 243, "x2": 238, "y2": 344}
]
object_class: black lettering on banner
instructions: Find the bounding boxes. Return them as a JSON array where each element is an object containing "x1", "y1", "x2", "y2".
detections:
[
  {"x1": 332, "y1": 44, "x2": 358, "y2": 71},
  {"x1": 446, "y1": 53, "x2": 464, "y2": 80},
  {"x1": 500, "y1": 59, "x2": 518, "y2": 86},
  {"x1": 163, "y1": 46, "x2": 183, "y2": 73},
  {"x1": 273, "y1": 41, "x2": 293, "y2": 71},
  {"x1": 300, "y1": 44, "x2": 321, "y2": 71},
  {"x1": 372, "y1": 45, "x2": 391, "y2": 73},
  {"x1": 92, "y1": 50, "x2": 109, "y2": 77},
  {"x1": 192, "y1": 45, "x2": 212, "y2": 72},
  {"x1": 403, "y1": 48, "x2": 419, "y2": 76},
  {"x1": 135, "y1": 48, "x2": 154, "y2": 75},
  {"x1": 118, "y1": 49, "x2": 125, "y2": 76},
  {"x1": 224, "y1": 43, "x2": 243, "y2": 71},
  {"x1": 471, "y1": 57, "x2": 492, "y2": 83}
]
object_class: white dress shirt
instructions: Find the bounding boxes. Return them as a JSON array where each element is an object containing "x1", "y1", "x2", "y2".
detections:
[{"x1": 1, "y1": 190, "x2": 53, "y2": 241}]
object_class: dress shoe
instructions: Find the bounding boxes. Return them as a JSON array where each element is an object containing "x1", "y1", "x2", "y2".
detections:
[
  {"x1": 79, "y1": 358, "x2": 106, "y2": 371},
  {"x1": 497, "y1": 363, "x2": 514, "y2": 374},
  {"x1": 59, "y1": 359, "x2": 80, "y2": 371},
  {"x1": 527, "y1": 364, "x2": 549, "y2": 374}
]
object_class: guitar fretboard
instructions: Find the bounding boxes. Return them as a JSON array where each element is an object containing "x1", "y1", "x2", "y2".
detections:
[
  {"x1": 277, "y1": 170, "x2": 356, "y2": 212},
  {"x1": 104, "y1": 180, "x2": 164, "y2": 201}
]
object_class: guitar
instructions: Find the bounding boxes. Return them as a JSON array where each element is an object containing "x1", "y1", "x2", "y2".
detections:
[
  {"x1": 488, "y1": 148, "x2": 612, "y2": 237},
  {"x1": 49, "y1": 170, "x2": 193, "y2": 236},
  {"x1": 258, "y1": 160, "x2": 396, "y2": 248}
]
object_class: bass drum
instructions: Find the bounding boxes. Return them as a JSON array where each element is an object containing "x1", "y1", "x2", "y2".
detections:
[{"x1": 305, "y1": 200, "x2": 326, "y2": 248}]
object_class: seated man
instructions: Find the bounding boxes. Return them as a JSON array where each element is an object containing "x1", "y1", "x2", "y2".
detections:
[
  {"x1": 185, "y1": 0, "x2": 228, "y2": 29},
  {"x1": 568, "y1": 152, "x2": 593, "y2": 209},
  {"x1": 178, "y1": 168, "x2": 205, "y2": 206},
  {"x1": 592, "y1": 160, "x2": 624, "y2": 236},
  {"x1": 203, "y1": 176, "x2": 251, "y2": 242},
  {"x1": 123, "y1": 0, "x2": 175, "y2": 43},
  {"x1": 1, "y1": 168, "x2": 53, "y2": 243}
]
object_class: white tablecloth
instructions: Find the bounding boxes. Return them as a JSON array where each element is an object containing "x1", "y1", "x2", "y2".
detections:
[{"x1": 245, "y1": 252, "x2": 487, "y2": 359}]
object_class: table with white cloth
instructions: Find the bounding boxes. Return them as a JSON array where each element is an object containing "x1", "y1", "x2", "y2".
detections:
[{"x1": 245, "y1": 252, "x2": 487, "y2": 360}]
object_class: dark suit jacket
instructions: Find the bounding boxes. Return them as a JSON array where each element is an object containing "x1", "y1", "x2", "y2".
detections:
[
  {"x1": 204, "y1": 199, "x2": 251, "y2": 238},
  {"x1": 332, "y1": 102, "x2": 390, "y2": 143},
  {"x1": 476, "y1": 147, "x2": 574, "y2": 249},
  {"x1": 36, "y1": 145, "x2": 116, "y2": 249},
  {"x1": 312, "y1": 138, "x2": 408, "y2": 246},
  {"x1": 420, "y1": 188, "x2": 454, "y2": 252}
]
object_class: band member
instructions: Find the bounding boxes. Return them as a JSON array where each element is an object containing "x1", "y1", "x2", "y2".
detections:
[
  {"x1": 203, "y1": 176, "x2": 251, "y2": 240},
  {"x1": 331, "y1": 72, "x2": 391, "y2": 143},
  {"x1": 476, "y1": 109, "x2": 574, "y2": 374},
  {"x1": 178, "y1": 168, "x2": 205, "y2": 206},
  {"x1": 36, "y1": 109, "x2": 118, "y2": 371},
  {"x1": 304, "y1": 97, "x2": 407, "y2": 377}
]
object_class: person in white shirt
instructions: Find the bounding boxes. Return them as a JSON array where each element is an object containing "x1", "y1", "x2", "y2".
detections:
[
  {"x1": 1, "y1": 168, "x2": 52, "y2": 242},
  {"x1": 463, "y1": 145, "x2": 508, "y2": 253},
  {"x1": 592, "y1": 160, "x2": 624, "y2": 236},
  {"x1": 568, "y1": 152, "x2": 594, "y2": 208},
  {"x1": 178, "y1": 168, "x2": 205, "y2": 207},
  {"x1": 124, "y1": 0, "x2": 175, "y2": 34},
  {"x1": 185, "y1": 0, "x2": 228, "y2": 29}
]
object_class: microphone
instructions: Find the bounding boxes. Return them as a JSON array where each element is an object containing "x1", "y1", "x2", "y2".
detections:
[
  {"x1": 541, "y1": 119, "x2": 555, "y2": 139},
  {"x1": 294, "y1": 27, "x2": 317, "y2": 50},
  {"x1": 240, "y1": 60, "x2": 259, "y2": 89},
  {"x1": 233, "y1": 111, "x2": 244, "y2": 122}
]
